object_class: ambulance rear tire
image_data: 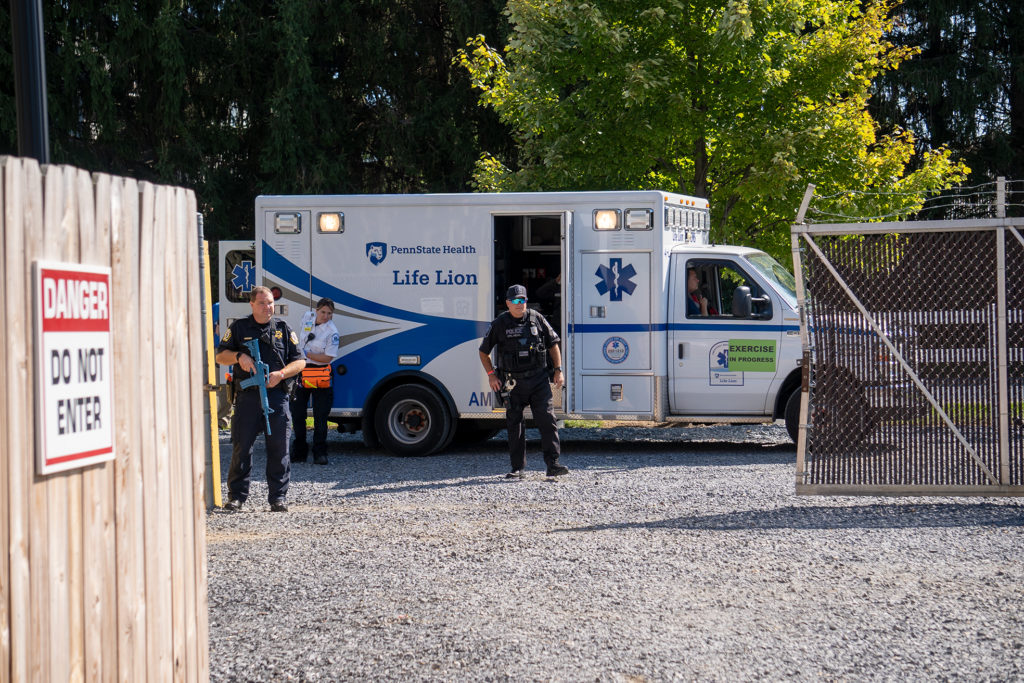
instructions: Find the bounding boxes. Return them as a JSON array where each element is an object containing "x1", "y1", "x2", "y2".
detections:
[
  {"x1": 375, "y1": 385, "x2": 452, "y2": 457},
  {"x1": 784, "y1": 389, "x2": 801, "y2": 444}
]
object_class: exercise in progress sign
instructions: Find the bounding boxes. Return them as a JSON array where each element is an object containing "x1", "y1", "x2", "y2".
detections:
[{"x1": 34, "y1": 262, "x2": 115, "y2": 474}]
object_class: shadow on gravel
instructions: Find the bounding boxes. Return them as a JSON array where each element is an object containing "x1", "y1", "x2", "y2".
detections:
[
  {"x1": 555, "y1": 502, "x2": 1024, "y2": 532},
  {"x1": 567, "y1": 440, "x2": 794, "y2": 461},
  {"x1": 332, "y1": 474, "x2": 513, "y2": 499},
  {"x1": 221, "y1": 431, "x2": 795, "y2": 498},
  {"x1": 319, "y1": 442, "x2": 797, "y2": 498},
  {"x1": 438, "y1": 438, "x2": 794, "y2": 464}
]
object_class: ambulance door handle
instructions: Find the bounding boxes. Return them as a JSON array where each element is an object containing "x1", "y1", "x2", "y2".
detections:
[{"x1": 677, "y1": 343, "x2": 685, "y2": 359}]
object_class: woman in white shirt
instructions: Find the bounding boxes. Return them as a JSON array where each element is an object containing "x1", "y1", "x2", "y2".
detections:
[{"x1": 290, "y1": 298, "x2": 340, "y2": 465}]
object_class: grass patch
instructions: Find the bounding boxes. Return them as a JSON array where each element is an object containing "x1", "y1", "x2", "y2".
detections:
[{"x1": 564, "y1": 419, "x2": 602, "y2": 429}]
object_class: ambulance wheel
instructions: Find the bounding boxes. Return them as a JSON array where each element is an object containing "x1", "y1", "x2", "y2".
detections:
[
  {"x1": 784, "y1": 389, "x2": 801, "y2": 444},
  {"x1": 810, "y1": 365, "x2": 874, "y2": 450},
  {"x1": 375, "y1": 385, "x2": 452, "y2": 456}
]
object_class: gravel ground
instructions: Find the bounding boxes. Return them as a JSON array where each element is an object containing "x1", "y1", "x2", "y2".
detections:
[{"x1": 207, "y1": 423, "x2": 1024, "y2": 682}]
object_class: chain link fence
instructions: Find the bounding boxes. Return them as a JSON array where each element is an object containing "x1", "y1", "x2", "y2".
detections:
[{"x1": 791, "y1": 182, "x2": 1024, "y2": 496}]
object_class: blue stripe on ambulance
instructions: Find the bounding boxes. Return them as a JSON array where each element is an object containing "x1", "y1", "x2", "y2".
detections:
[
  {"x1": 569, "y1": 323, "x2": 800, "y2": 333},
  {"x1": 264, "y1": 243, "x2": 489, "y2": 409}
]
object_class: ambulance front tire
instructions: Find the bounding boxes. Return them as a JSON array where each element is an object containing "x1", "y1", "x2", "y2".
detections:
[
  {"x1": 784, "y1": 389, "x2": 801, "y2": 444},
  {"x1": 374, "y1": 385, "x2": 452, "y2": 456}
]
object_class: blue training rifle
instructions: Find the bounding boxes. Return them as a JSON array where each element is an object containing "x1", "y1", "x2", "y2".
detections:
[{"x1": 239, "y1": 338, "x2": 274, "y2": 435}]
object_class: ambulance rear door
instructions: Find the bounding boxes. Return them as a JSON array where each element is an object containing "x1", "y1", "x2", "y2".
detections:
[{"x1": 217, "y1": 239, "x2": 255, "y2": 381}]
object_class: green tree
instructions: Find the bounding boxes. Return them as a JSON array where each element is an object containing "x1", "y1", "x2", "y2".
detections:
[{"x1": 459, "y1": 0, "x2": 967, "y2": 261}]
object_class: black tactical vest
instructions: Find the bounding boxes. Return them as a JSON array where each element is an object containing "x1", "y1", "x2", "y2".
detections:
[{"x1": 498, "y1": 310, "x2": 548, "y2": 373}]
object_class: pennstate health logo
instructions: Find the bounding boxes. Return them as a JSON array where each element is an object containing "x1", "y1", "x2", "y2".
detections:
[{"x1": 366, "y1": 242, "x2": 387, "y2": 266}]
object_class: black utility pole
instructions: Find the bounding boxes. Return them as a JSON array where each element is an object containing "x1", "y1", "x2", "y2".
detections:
[{"x1": 10, "y1": 0, "x2": 50, "y2": 163}]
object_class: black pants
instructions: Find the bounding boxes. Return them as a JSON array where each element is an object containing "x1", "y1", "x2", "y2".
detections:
[
  {"x1": 228, "y1": 387, "x2": 291, "y2": 504},
  {"x1": 290, "y1": 382, "x2": 334, "y2": 459},
  {"x1": 505, "y1": 371, "x2": 560, "y2": 471}
]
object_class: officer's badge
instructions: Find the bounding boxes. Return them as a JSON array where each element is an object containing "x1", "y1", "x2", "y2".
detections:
[{"x1": 274, "y1": 329, "x2": 283, "y2": 340}]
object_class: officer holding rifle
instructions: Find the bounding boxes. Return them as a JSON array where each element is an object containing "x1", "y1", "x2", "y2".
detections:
[
  {"x1": 216, "y1": 286, "x2": 305, "y2": 512},
  {"x1": 479, "y1": 284, "x2": 568, "y2": 479}
]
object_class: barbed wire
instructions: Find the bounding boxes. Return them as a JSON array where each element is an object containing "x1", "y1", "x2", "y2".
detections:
[
  {"x1": 810, "y1": 180, "x2": 1004, "y2": 200},
  {"x1": 804, "y1": 179, "x2": 1024, "y2": 223}
]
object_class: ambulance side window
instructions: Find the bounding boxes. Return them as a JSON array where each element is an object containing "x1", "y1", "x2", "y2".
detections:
[
  {"x1": 686, "y1": 260, "x2": 766, "y2": 318},
  {"x1": 716, "y1": 264, "x2": 764, "y2": 317},
  {"x1": 224, "y1": 249, "x2": 256, "y2": 303}
]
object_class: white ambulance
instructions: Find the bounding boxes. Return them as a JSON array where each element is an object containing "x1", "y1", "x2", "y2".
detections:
[{"x1": 219, "y1": 191, "x2": 803, "y2": 455}]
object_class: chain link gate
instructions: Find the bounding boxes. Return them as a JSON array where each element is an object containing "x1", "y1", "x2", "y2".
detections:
[{"x1": 791, "y1": 193, "x2": 1024, "y2": 496}]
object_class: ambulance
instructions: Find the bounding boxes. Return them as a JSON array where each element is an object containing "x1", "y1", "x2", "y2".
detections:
[{"x1": 219, "y1": 191, "x2": 803, "y2": 456}]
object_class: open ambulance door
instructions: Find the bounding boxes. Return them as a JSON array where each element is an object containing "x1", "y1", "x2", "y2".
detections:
[
  {"x1": 489, "y1": 209, "x2": 570, "y2": 410},
  {"x1": 558, "y1": 210, "x2": 571, "y2": 412},
  {"x1": 217, "y1": 240, "x2": 255, "y2": 383}
]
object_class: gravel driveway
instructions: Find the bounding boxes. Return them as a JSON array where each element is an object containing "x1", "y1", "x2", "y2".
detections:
[{"x1": 207, "y1": 424, "x2": 1024, "y2": 682}]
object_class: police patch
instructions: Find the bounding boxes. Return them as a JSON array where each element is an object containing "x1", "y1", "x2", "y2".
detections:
[
  {"x1": 222, "y1": 328, "x2": 232, "y2": 342},
  {"x1": 289, "y1": 331, "x2": 299, "y2": 345}
]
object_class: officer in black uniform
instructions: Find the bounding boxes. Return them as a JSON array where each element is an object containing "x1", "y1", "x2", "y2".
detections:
[
  {"x1": 216, "y1": 286, "x2": 305, "y2": 512},
  {"x1": 479, "y1": 284, "x2": 569, "y2": 479}
]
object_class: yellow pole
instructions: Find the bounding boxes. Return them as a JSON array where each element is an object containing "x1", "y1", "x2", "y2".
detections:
[{"x1": 202, "y1": 240, "x2": 222, "y2": 507}]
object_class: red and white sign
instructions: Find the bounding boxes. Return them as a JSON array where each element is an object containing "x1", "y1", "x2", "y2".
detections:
[{"x1": 34, "y1": 261, "x2": 115, "y2": 474}]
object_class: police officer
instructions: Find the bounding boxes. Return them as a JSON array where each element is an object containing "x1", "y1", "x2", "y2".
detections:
[
  {"x1": 216, "y1": 286, "x2": 305, "y2": 512},
  {"x1": 291, "y1": 297, "x2": 340, "y2": 465},
  {"x1": 479, "y1": 284, "x2": 568, "y2": 479}
]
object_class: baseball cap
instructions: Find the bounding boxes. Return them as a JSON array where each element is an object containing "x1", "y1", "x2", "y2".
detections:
[{"x1": 505, "y1": 284, "x2": 527, "y2": 301}]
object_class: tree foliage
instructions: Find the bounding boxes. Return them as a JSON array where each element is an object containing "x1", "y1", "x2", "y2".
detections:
[
  {"x1": 870, "y1": 0, "x2": 1024, "y2": 184},
  {"x1": 0, "y1": 0, "x2": 511, "y2": 239},
  {"x1": 458, "y1": 0, "x2": 968, "y2": 261}
]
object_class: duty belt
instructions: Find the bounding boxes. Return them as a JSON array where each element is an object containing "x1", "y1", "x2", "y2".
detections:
[{"x1": 504, "y1": 367, "x2": 545, "y2": 380}]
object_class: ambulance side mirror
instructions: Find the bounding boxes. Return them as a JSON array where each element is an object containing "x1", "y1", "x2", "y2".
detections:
[
  {"x1": 732, "y1": 286, "x2": 772, "y2": 319},
  {"x1": 732, "y1": 286, "x2": 752, "y2": 317}
]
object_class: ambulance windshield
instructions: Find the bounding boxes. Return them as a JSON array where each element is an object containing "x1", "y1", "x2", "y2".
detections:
[{"x1": 746, "y1": 252, "x2": 797, "y2": 308}]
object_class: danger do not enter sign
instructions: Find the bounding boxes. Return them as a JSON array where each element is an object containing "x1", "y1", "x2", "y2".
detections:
[{"x1": 34, "y1": 261, "x2": 115, "y2": 474}]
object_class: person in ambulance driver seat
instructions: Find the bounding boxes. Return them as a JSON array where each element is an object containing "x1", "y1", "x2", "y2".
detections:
[
  {"x1": 216, "y1": 286, "x2": 305, "y2": 513},
  {"x1": 687, "y1": 268, "x2": 717, "y2": 316},
  {"x1": 291, "y1": 297, "x2": 340, "y2": 465},
  {"x1": 479, "y1": 284, "x2": 569, "y2": 479}
]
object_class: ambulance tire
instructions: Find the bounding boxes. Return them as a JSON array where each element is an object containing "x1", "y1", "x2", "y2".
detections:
[
  {"x1": 811, "y1": 365, "x2": 874, "y2": 450},
  {"x1": 375, "y1": 385, "x2": 452, "y2": 457},
  {"x1": 784, "y1": 389, "x2": 801, "y2": 444}
]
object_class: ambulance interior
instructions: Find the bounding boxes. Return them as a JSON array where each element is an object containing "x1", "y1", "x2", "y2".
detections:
[{"x1": 491, "y1": 214, "x2": 563, "y2": 335}]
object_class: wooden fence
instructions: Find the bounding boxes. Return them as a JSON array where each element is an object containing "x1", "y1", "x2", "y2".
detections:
[{"x1": 1, "y1": 156, "x2": 209, "y2": 681}]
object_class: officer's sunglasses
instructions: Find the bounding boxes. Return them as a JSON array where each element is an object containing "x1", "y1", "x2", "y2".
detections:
[{"x1": 510, "y1": 297, "x2": 527, "y2": 304}]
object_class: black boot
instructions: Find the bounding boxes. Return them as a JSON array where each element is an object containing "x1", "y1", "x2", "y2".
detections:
[{"x1": 544, "y1": 454, "x2": 569, "y2": 477}]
